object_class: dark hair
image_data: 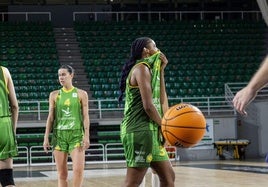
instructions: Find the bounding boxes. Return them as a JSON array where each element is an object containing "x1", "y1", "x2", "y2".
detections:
[
  {"x1": 60, "y1": 64, "x2": 74, "y2": 74},
  {"x1": 118, "y1": 37, "x2": 152, "y2": 102}
]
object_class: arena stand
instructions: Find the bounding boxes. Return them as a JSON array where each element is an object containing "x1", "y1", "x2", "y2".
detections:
[{"x1": 0, "y1": 10, "x2": 268, "y2": 165}]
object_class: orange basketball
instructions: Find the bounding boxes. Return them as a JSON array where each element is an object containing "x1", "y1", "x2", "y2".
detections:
[{"x1": 161, "y1": 103, "x2": 206, "y2": 148}]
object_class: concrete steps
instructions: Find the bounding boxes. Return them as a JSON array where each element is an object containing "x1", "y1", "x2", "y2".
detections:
[{"x1": 53, "y1": 27, "x2": 92, "y2": 98}]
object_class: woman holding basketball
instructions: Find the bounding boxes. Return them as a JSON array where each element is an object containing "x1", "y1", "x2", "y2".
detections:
[
  {"x1": 119, "y1": 37, "x2": 175, "y2": 187},
  {"x1": 43, "y1": 65, "x2": 90, "y2": 187}
]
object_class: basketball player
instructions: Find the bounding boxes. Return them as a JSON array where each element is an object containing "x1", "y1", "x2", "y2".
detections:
[
  {"x1": 233, "y1": 55, "x2": 268, "y2": 115},
  {"x1": 0, "y1": 66, "x2": 19, "y2": 187},
  {"x1": 119, "y1": 37, "x2": 175, "y2": 187},
  {"x1": 43, "y1": 65, "x2": 90, "y2": 187}
]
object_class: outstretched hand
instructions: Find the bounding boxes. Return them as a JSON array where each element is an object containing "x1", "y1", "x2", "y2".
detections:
[{"x1": 232, "y1": 87, "x2": 257, "y2": 115}]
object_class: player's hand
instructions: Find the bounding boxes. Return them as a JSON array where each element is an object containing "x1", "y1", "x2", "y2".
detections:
[
  {"x1": 81, "y1": 136, "x2": 90, "y2": 150},
  {"x1": 159, "y1": 52, "x2": 168, "y2": 70},
  {"x1": 43, "y1": 139, "x2": 51, "y2": 154},
  {"x1": 232, "y1": 87, "x2": 257, "y2": 115}
]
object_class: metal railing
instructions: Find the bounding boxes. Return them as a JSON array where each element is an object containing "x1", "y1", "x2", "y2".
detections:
[
  {"x1": 20, "y1": 83, "x2": 268, "y2": 121},
  {"x1": 85, "y1": 143, "x2": 105, "y2": 164},
  {"x1": 225, "y1": 82, "x2": 268, "y2": 98},
  {"x1": 29, "y1": 146, "x2": 54, "y2": 166},
  {"x1": 0, "y1": 12, "x2": 51, "y2": 21},
  {"x1": 15, "y1": 144, "x2": 177, "y2": 167},
  {"x1": 18, "y1": 96, "x2": 237, "y2": 121},
  {"x1": 168, "y1": 96, "x2": 236, "y2": 116},
  {"x1": 18, "y1": 82, "x2": 268, "y2": 121},
  {"x1": 13, "y1": 146, "x2": 28, "y2": 167},
  {"x1": 73, "y1": 10, "x2": 262, "y2": 22},
  {"x1": 0, "y1": 10, "x2": 261, "y2": 23},
  {"x1": 104, "y1": 143, "x2": 125, "y2": 163},
  {"x1": 28, "y1": 144, "x2": 105, "y2": 166}
]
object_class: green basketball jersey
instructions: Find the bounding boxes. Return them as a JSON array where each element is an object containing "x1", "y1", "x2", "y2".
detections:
[
  {"x1": 54, "y1": 87, "x2": 83, "y2": 130},
  {"x1": 0, "y1": 66, "x2": 10, "y2": 117},
  {"x1": 0, "y1": 66, "x2": 18, "y2": 159},
  {"x1": 121, "y1": 52, "x2": 162, "y2": 134}
]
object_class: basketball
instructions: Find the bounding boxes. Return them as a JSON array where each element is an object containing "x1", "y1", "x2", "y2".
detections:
[{"x1": 161, "y1": 103, "x2": 206, "y2": 148}]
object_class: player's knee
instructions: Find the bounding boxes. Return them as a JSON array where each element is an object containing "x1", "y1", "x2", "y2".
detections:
[
  {"x1": 158, "y1": 170, "x2": 175, "y2": 185},
  {"x1": 0, "y1": 169, "x2": 15, "y2": 187},
  {"x1": 72, "y1": 167, "x2": 83, "y2": 177},
  {"x1": 170, "y1": 168, "x2": 175, "y2": 181},
  {"x1": 58, "y1": 172, "x2": 68, "y2": 180}
]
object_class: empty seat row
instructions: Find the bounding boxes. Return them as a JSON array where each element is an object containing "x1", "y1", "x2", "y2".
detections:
[
  {"x1": 1, "y1": 21, "x2": 59, "y2": 101},
  {"x1": 74, "y1": 20, "x2": 266, "y2": 99}
]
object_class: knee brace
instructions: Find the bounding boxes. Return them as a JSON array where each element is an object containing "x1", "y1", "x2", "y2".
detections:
[{"x1": 0, "y1": 169, "x2": 15, "y2": 186}]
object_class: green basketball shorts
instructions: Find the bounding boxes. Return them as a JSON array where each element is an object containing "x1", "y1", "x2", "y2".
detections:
[
  {"x1": 121, "y1": 130, "x2": 169, "y2": 167},
  {"x1": 0, "y1": 117, "x2": 18, "y2": 160},
  {"x1": 52, "y1": 129, "x2": 84, "y2": 154}
]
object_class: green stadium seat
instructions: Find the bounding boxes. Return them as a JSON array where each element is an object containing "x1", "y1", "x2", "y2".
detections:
[
  {"x1": 74, "y1": 20, "x2": 265, "y2": 100},
  {"x1": 0, "y1": 21, "x2": 59, "y2": 102}
]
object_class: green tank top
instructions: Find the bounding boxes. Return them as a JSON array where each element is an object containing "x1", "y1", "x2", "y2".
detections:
[
  {"x1": 0, "y1": 66, "x2": 11, "y2": 117},
  {"x1": 121, "y1": 52, "x2": 162, "y2": 134},
  {"x1": 54, "y1": 87, "x2": 83, "y2": 130}
]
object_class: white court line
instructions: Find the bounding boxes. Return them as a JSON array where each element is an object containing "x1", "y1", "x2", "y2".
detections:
[{"x1": 15, "y1": 168, "x2": 127, "y2": 182}]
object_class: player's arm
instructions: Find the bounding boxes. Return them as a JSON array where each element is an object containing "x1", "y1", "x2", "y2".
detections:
[
  {"x1": 79, "y1": 89, "x2": 90, "y2": 149},
  {"x1": 133, "y1": 64, "x2": 162, "y2": 126},
  {"x1": 233, "y1": 56, "x2": 268, "y2": 114},
  {"x1": 160, "y1": 70, "x2": 168, "y2": 114},
  {"x1": 43, "y1": 91, "x2": 56, "y2": 153},
  {"x1": 246, "y1": 56, "x2": 268, "y2": 92},
  {"x1": 159, "y1": 52, "x2": 169, "y2": 114},
  {"x1": 4, "y1": 67, "x2": 19, "y2": 132}
]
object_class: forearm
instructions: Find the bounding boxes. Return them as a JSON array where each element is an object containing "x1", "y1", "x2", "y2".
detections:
[
  {"x1": 247, "y1": 56, "x2": 268, "y2": 92},
  {"x1": 83, "y1": 117, "x2": 90, "y2": 138},
  {"x1": 143, "y1": 73, "x2": 166, "y2": 126},
  {"x1": 11, "y1": 105, "x2": 19, "y2": 132},
  {"x1": 143, "y1": 103, "x2": 162, "y2": 126},
  {"x1": 160, "y1": 70, "x2": 169, "y2": 114},
  {"x1": 43, "y1": 116, "x2": 53, "y2": 153},
  {"x1": 44, "y1": 118, "x2": 53, "y2": 139}
]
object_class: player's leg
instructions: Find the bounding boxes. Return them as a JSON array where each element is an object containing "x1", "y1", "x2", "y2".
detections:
[
  {"x1": 122, "y1": 131, "x2": 156, "y2": 187},
  {"x1": 150, "y1": 160, "x2": 175, "y2": 187},
  {"x1": 0, "y1": 118, "x2": 18, "y2": 187},
  {"x1": 123, "y1": 167, "x2": 148, "y2": 187},
  {"x1": 69, "y1": 129, "x2": 85, "y2": 187},
  {"x1": 150, "y1": 130, "x2": 175, "y2": 187},
  {"x1": 0, "y1": 158, "x2": 15, "y2": 187},
  {"x1": 0, "y1": 157, "x2": 13, "y2": 170},
  {"x1": 53, "y1": 150, "x2": 68, "y2": 187},
  {"x1": 70, "y1": 147, "x2": 85, "y2": 187}
]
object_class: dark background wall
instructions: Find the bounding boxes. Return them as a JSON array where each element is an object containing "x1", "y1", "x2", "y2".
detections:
[{"x1": 8, "y1": 5, "x2": 111, "y2": 27}]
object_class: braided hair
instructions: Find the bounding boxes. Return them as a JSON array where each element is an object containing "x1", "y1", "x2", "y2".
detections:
[{"x1": 118, "y1": 37, "x2": 152, "y2": 102}]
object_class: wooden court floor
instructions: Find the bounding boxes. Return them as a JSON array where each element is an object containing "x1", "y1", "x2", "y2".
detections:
[{"x1": 14, "y1": 159, "x2": 268, "y2": 187}]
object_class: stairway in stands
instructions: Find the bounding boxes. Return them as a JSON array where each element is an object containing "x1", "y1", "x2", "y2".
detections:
[{"x1": 53, "y1": 27, "x2": 91, "y2": 97}]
